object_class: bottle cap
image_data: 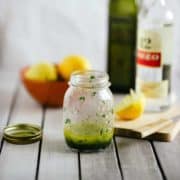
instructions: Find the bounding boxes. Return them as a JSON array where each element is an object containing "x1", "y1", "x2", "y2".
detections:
[{"x1": 3, "y1": 123, "x2": 42, "y2": 144}]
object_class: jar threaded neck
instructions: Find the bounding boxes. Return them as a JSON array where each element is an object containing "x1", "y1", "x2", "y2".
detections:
[{"x1": 69, "y1": 70, "x2": 110, "y2": 88}]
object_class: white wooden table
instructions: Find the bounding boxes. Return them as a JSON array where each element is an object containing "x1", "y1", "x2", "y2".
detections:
[{"x1": 0, "y1": 71, "x2": 180, "y2": 180}]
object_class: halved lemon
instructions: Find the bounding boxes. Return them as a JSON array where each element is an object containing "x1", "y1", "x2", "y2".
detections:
[{"x1": 114, "y1": 89, "x2": 146, "y2": 120}]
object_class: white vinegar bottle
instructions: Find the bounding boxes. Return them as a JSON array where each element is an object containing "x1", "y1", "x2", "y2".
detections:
[{"x1": 136, "y1": 0, "x2": 174, "y2": 112}]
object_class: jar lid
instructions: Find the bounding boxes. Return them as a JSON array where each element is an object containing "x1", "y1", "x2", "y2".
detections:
[{"x1": 3, "y1": 123, "x2": 42, "y2": 144}]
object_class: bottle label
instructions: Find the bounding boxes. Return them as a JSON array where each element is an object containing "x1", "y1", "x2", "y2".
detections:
[
  {"x1": 137, "y1": 50, "x2": 161, "y2": 67},
  {"x1": 136, "y1": 26, "x2": 173, "y2": 99},
  {"x1": 137, "y1": 30, "x2": 162, "y2": 67}
]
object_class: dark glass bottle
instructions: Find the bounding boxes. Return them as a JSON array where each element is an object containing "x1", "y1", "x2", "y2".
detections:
[{"x1": 107, "y1": 0, "x2": 137, "y2": 93}]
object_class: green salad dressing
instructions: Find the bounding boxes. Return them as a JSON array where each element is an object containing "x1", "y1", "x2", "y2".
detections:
[{"x1": 64, "y1": 120, "x2": 114, "y2": 151}]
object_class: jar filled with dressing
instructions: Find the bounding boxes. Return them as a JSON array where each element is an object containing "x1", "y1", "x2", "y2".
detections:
[{"x1": 63, "y1": 70, "x2": 114, "y2": 151}]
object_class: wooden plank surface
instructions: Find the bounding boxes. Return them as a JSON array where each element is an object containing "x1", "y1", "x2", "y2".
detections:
[
  {"x1": 0, "y1": 86, "x2": 43, "y2": 180},
  {"x1": 153, "y1": 135, "x2": 180, "y2": 180},
  {"x1": 0, "y1": 74, "x2": 180, "y2": 180},
  {"x1": 38, "y1": 108, "x2": 79, "y2": 180},
  {"x1": 115, "y1": 137, "x2": 163, "y2": 180},
  {"x1": 0, "y1": 72, "x2": 17, "y2": 147},
  {"x1": 80, "y1": 142, "x2": 122, "y2": 180}
]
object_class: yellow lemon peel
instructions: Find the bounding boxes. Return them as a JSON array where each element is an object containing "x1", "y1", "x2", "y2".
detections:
[
  {"x1": 58, "y1": 55, "x2": 91, "y2": 80},
  {"x1": 114, "y1": 89, "x2": 146, "y2": 120},
  {"x1": 25, "y1": 61, "x2": 57, "y2": 81}
]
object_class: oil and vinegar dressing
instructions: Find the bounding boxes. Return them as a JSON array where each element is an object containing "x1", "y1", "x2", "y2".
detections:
[{"x1": 64, "y1": 120, "x2": 114, "y2": 150}]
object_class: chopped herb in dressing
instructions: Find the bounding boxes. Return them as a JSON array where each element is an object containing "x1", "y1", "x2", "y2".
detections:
[
  {"x1": 89, "y1": 75, "x2": 96, "y2": 82},
  {"x1": 102, "y1": 100, "x2": 105, "y2": 104},
  {"x1": 79, "y1": 96, "x2": 85, "y2": 101},
  {"x1": 96, "y1": 112, "x2": 99, "y2": 117},
  {"x1": 65, "y1": 118, "x2": 71, "y2": 124},
  {"x1": 64, "y1": 121, "x2": 113, "y2": 150},
  {"x1": 102, "y1": 114, "x2": 106, "y2": 118},
  {"x1": 90, "y1": 75, "x2": 95, "y2": 80},
  {"x1": 100, "y1": 128, "x2": 104, "y2": 135},
  {"x1": 92, "y1": 92, "x2": 96, "y2": 96}
]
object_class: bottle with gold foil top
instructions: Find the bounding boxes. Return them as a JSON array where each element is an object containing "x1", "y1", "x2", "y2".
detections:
[
  {"x1": 107, "y1": 0, "x2": 137, "y2": 93},
  {"x1": 136, "y1": 0, "x2": 174, "y2": 112}
]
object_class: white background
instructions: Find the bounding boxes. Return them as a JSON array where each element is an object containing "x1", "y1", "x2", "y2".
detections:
[{"x1": 0, "y1": 0, "x2": 179, "y2": 72}]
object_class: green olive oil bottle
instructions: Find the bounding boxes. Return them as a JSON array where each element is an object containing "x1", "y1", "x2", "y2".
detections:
[{"x1": 107, "y1": 0, "x2": 137, "y2": 93}]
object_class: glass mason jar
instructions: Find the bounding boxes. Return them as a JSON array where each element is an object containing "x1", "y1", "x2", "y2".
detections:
[{"x1": 63, "y1": 70, "x2": 114, "y2": 151}]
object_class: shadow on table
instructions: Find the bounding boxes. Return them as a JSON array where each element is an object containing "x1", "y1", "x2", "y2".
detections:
[
  {"x1": 42, "y1": 133, "x2": 118, "y2": 154},
  {"x1": 41, "y1": 134, "x2": 75, "y2": 154}
]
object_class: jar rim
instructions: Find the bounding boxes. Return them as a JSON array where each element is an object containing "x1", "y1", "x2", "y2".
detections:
[{"x1": 69, "y1": 70, "x2": 110, "y2": 88}]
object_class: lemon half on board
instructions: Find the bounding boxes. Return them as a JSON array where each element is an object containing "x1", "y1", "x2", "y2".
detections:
[{"x1": 114, "y1": 89, "x2": 146, "y2": 121}]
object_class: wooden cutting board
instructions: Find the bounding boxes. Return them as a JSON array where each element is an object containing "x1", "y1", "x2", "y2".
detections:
[{"x1": 114, "y1": 104, "x2": 180, "y2": 142}]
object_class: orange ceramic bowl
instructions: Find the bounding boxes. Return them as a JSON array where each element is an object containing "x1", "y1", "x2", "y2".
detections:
[{"x1": 20, "y1": 67, "x2": 68, "y2": 107}]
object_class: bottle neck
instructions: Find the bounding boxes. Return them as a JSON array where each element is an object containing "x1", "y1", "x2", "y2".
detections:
[{"x1": 110, "y1": 0, "x2": 137, "y2": 16}]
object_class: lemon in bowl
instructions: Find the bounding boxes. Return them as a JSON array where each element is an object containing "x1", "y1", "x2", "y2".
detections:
[
  {"x1": 25, "y1": 61, "x2": 58, "y2": 82},
  {"x1": 114, "y1": 89, "x2": 146, "y2": 120},
  {"x1": 21, "y1": 61, "x2": 68, "y2": 107},
  {"x1": 58, "y1": 55, "x2": 91, "y2": 80}
]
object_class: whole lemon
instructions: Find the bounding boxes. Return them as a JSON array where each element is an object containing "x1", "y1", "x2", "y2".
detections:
[
  {"x1": 58, "y1": 55, "x2": 91, "y2": 80},
  {"x1": 25, "y1": 61, "x2": 57, "y2": 82}
]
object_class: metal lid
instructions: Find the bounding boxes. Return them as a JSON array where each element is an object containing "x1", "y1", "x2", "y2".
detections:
[{"x1": 3, "y1": 123, "x2": 42, "y2": 144}]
